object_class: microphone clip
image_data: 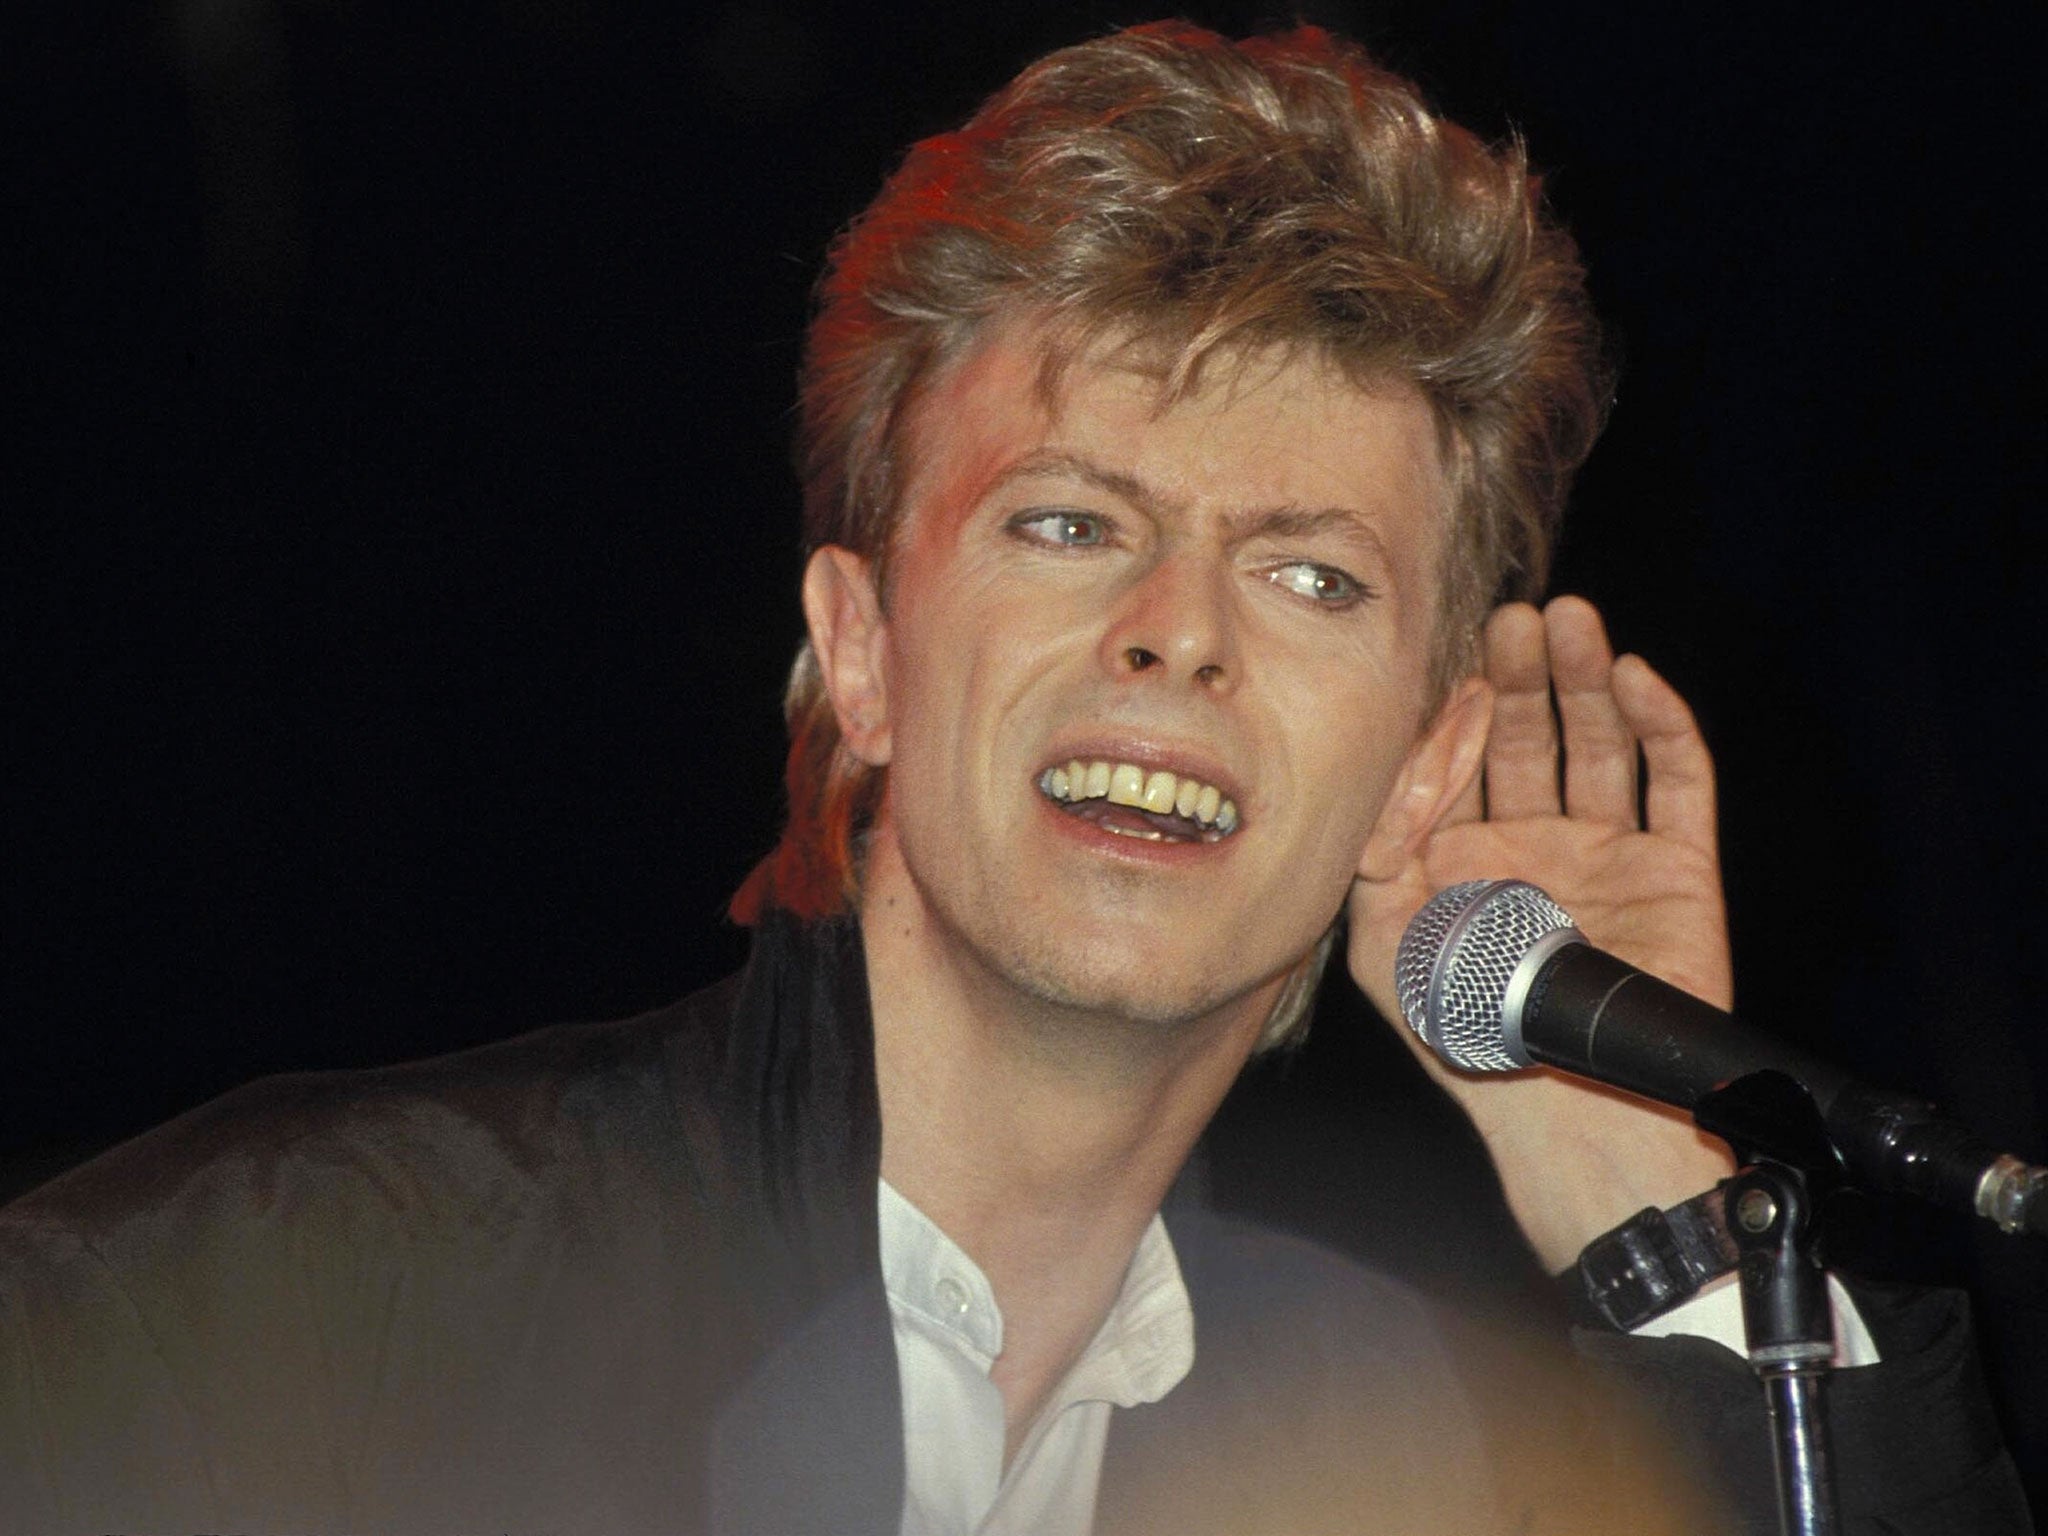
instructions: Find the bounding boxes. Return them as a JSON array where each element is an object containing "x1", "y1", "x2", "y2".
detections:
[{"x1": 1692, "y1": 1069, "x2": 1843, "y2": 1186}]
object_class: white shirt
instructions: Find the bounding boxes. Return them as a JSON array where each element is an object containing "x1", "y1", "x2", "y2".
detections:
[{"x1": 879, "y1": 1179, "x2": 1194, "y2": 1536}]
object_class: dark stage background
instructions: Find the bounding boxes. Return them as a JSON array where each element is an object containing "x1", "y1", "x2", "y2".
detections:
[{"x1": 8, "y1": 0, "x2": 2047, "y2": 1514}]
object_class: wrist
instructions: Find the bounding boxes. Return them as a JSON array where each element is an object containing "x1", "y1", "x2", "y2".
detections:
[{"x1": 1459, "y1": 1076, "x2": 1736, "y2": 1271}]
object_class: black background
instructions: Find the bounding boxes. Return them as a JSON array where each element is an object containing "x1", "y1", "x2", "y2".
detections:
[{"x1": 8, "y1": 0, "x2": 2047, "y2": 1513}]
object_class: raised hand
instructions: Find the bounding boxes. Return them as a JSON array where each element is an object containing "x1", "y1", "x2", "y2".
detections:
[{"x1": 1347, "y1": 596, "x2": 1736, "y2": 1272}]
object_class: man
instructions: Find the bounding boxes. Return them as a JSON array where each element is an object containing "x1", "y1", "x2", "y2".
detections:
[{"x1": 0, "y1": 21, "x2": 2025, "y2": 1535}]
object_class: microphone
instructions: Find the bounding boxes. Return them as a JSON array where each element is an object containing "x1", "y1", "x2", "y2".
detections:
[{"x1": 1394, "y1": 878, "x2": 2048, "y2": 1239}]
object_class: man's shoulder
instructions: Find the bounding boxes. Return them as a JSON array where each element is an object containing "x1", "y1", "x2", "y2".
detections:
[
  {"x1": 8, "y1": 972, "x2": 745, "y2": 1240},
  {"x1": 0, "y1": 966, "x2": 761, "y2": 1338}
]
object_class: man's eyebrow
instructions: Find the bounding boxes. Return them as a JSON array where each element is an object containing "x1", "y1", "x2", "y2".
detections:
[
  {"x1": 1223, "y1": 504, "x2": 1392, "y2": 565},
  {"x1": 990, "y1": 449, "x2": 1169, "y2": 515}
]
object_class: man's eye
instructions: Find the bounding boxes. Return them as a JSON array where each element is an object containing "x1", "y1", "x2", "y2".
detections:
[
  {"x1": 1267, "y1": 561, "x2": 1366, "y2": 606},
  {"x1": 1011, "y1": 510, "x2": 1108, "y2": 547}
]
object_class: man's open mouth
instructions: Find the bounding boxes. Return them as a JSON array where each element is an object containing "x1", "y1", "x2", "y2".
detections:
[{"x1": 1036, "y1": 760, "x2": 1240, "y2": 843}]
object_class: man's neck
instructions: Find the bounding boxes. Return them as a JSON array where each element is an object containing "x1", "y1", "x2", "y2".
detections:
[{"x1": 857, "y1": 836, "x2": 1276, "y2": 1453}]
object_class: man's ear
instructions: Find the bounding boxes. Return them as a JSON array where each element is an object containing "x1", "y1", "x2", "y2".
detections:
[
  {"x1": 1356, "y1": 675, "x2": 1492, "y2": 882},
  {"x1": 801, "y1": 545, "x2": 893, "y2": 766}
]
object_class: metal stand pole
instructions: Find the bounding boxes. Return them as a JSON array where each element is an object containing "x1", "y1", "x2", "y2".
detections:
[{"x1": 1728, "y1": 1160, "x2": 1840, "y2": 1536}]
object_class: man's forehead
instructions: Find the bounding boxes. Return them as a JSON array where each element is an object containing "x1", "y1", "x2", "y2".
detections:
[{"x1": 895, "y1": 312, "x2": 1445, "y2": 512}]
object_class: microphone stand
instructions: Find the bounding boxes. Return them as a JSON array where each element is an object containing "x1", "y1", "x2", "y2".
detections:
[{"x1": 1694, "y1": 1073, "x2": 1849, "y2": 1536}]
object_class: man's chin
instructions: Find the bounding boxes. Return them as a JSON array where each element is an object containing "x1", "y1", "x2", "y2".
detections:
[
  {"x1": 891, "y1": 834, "x2": 1333, "y2": 1039},
  {"x1": 976, "y1": 925, "x2": 1298, "y2": 1040}
]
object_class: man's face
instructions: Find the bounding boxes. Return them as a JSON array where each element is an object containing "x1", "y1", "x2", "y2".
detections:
[{"x1": 838, "y1": 324, "x2": 1458, "y2": 1034}]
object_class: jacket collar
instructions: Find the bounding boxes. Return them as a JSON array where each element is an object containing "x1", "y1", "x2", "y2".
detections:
[{"x1": 713, "y1": 908, "x2": 883, "y2": 1326}]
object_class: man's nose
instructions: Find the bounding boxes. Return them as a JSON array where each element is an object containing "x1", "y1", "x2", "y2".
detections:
[{"x1": 1100, "y1": 553, "x2": 1238, "y2": 692}]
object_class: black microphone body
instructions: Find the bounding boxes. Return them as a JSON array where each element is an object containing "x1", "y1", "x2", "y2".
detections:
[
  {"x1": 1521, "y1": 942, "x2": 1847, "y2": 1113},
  {"x1": 1522, "y1": 943, "x2": 2022, "y2": 1223},
  {"x1": 1398, "y1": 879, "x2": 2048, "y2": 1239}
]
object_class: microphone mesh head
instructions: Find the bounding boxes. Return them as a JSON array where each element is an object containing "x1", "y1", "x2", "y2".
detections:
[{"x1": 1394, "y1": 879, "x2": 1578, "y2": 1071}]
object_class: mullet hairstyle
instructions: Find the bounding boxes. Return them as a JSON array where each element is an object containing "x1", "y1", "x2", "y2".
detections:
[{"x1": 733, "y1": 22, "x2": 1610, "y2": 1047}]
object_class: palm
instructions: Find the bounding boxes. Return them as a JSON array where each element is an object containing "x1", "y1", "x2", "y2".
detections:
[{"x1": 1421, "y1": 814, "x2": 1727, "y2": 1007}]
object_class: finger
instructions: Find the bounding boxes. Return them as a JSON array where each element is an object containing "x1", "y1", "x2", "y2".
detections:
[
  {"x1": 1545, "y1": 595, "x2": 1640, "y2": 827},
  {"x1": 1478, "y1": 602, "x2": 1561, "y2": 819},
  {"x1": 1611, "y1": 652, "x2": 1719, "y2": 858}
]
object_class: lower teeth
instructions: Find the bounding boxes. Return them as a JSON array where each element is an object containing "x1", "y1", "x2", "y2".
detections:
[{"x1": 1102, "y1": 822, "x2": 1166, "y2": 843}]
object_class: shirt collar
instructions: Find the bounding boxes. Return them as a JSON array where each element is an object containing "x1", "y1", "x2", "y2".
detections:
[{"x1": 877, "y1": 1177, "x2": 1195, "y2": 1409}]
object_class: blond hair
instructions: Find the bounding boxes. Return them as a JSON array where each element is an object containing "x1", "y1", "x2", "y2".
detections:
[{"x1": 735, "y1": 23, "x2": 1607, "y2": 1043}]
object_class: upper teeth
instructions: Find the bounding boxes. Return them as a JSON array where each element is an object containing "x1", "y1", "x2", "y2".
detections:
[{"x1": 1038, "y1": 759, "x2": 1239, "y2": 835}]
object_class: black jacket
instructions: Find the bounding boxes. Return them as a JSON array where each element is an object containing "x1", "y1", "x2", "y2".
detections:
[{"x1": 0, "y1": 914, "x2": 2028, "y2": 1532}]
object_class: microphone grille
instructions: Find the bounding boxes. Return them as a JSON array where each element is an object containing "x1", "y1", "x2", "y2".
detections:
[{"x1": 1394, "y1": 879, "x2": 1578, "y2": 1071}]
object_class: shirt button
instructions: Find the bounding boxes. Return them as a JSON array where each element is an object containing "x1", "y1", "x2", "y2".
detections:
[{"x1": 934, "y1": 1276, "x2": 970, "y2": 1315}]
